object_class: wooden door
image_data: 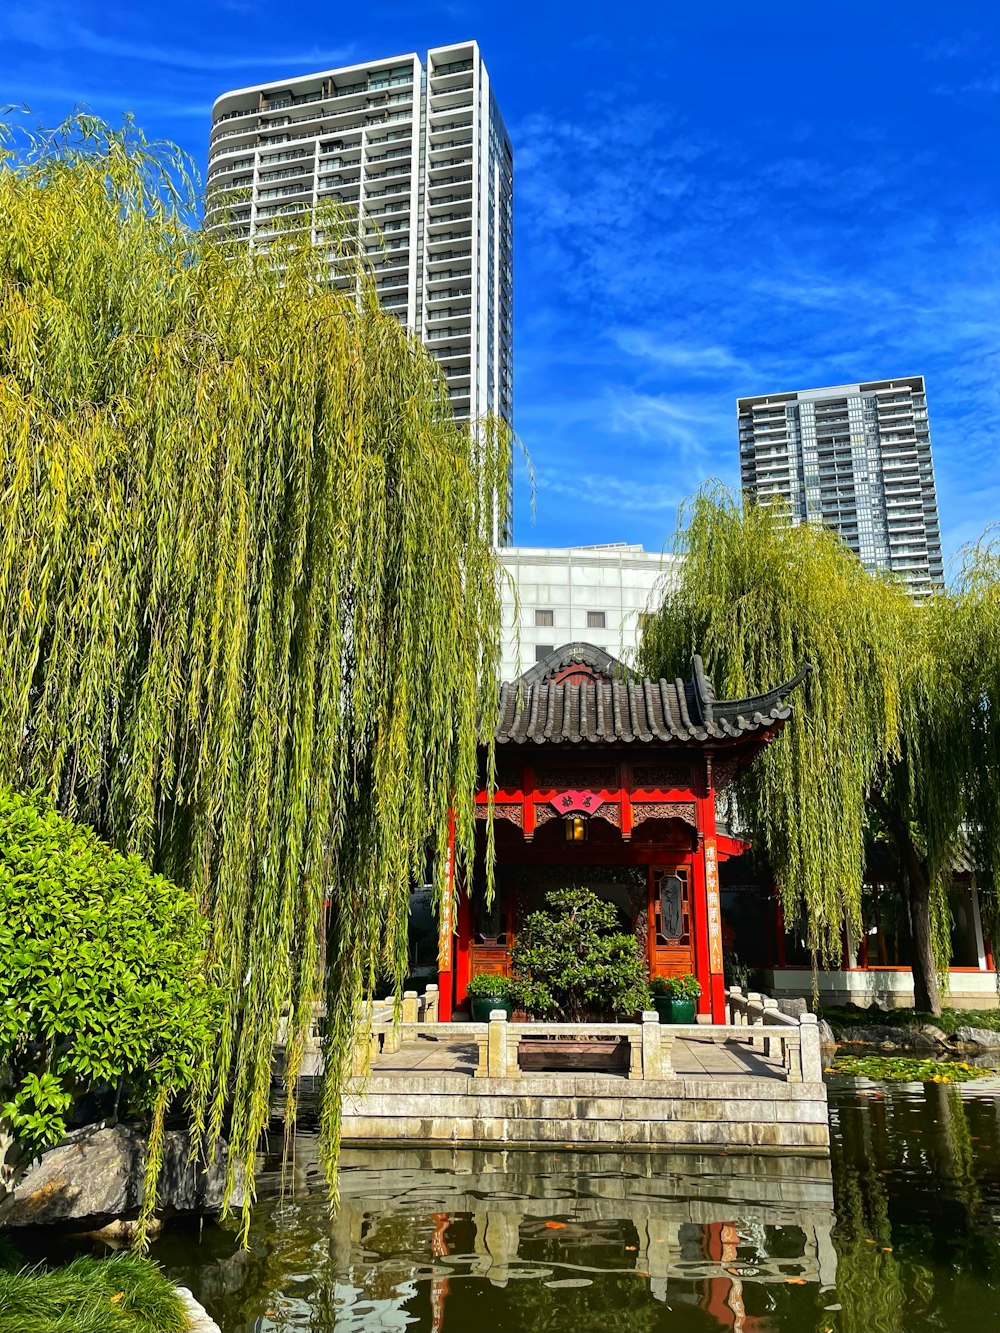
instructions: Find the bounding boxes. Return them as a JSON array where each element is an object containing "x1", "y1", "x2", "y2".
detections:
[
  {"x1": 648, "y1": 865, "x2": 695, "y2": 979},
  {"x1": 470, "y1": 881, "x2": 511, "y2": 977}
]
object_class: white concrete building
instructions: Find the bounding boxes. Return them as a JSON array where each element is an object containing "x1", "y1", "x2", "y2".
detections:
[
  {"x1": 498, "y1": 545, "x2": 673, "y2": 681},
  {"x1": 738, "y1": 377, "x2": 944, "y2": 598},
  {"x1": 208, "y1": 42, "x2": 513, "y2": 435}
]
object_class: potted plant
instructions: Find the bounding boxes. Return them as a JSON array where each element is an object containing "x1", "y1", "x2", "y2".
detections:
[
  {"x1": 648, "y1": 975, "x2": 674, "y2": 1024},
  {"x1": 465, "y1": 971, "x2": 514, "y2": 1022},
  {"x1": 509, "y1": 886, "x2": 648, "y2": 1023},
  {"x1": 665, "y1": 973, "x2": 701, "y2": 1023}
]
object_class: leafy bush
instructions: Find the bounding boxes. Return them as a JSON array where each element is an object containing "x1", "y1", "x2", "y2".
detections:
[
  {"x1": 648, "y1": 976, "x2": 670, "y2": 996},
  {"x1": 465, "y1": 972, "x2": 515, "y2": 1000},
  {"x1": 0, "y1": 787, "x2": 220, "y2": 1167},
  {"x1": 821, "y1": 1006, "x2": 1000, "y2": 1036},
  {"x1": 664, "y1": 973, "x2": 702, "y2": 1001},
  {"x1": 509, "y1": 886, "x2": 648, "y2": 1021}
]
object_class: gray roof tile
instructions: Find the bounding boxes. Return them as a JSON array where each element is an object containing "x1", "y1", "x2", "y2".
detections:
[{"x1": 495, "y1": 644, "x2": 810, "y2": 747}]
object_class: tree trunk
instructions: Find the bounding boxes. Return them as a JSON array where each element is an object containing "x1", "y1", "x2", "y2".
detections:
[
  {"x1": 904, "y1": 862, "x2": 942, "y2": 1016},
  {"x1": 870, "y1": 789, "x2": 942, "y2": 1017}
]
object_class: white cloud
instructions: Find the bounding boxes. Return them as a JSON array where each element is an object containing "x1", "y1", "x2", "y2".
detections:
[
  {"x1": 3, "y1": 9, "x2": 354, "y2": 73},
  {"x1": 536, "y1": 469, "x2": 689, "y2": 514},
  {"x1": 613, "y1": 329, "x2": 746, "y2": 374}
]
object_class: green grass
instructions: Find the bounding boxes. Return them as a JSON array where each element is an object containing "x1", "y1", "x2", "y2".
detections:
[
  {"x1": 0, "y1": 1254, "x2": 189, "y2": 1333},
  {"x1": 821, "y1": 1006, "x2": 1000, "y2": 1035},
  {"x1": 830, "y1": 1054, "x2": 993, "y2": 1082}
]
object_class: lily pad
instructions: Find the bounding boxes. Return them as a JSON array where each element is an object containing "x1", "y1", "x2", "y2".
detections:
[{"x1": 831, "y1": 1055, "x2": 992, "y2": 1083}]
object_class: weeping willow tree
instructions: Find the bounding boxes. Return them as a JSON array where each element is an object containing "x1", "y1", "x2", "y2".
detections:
[
  {"x1": 639, "y1": 487, "x2": 1000, "y2": 1016},
  {"x1": 0, "y1": 115, "x2": 509, "y2": 1231}
]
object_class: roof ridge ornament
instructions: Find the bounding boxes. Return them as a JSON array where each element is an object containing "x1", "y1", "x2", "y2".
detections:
[{"x1": 512, "y1": 641, "x2": 634, "y2": 689}]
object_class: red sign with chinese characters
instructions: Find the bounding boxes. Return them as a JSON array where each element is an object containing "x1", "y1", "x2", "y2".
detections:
[
  {"x1": 704, "y1": 836, "x2": 724, "y2": 973},
  {"x1": 549, "y1": 790, "x2": 605, "y2": 816},
  {"x1": 437, "y1": 819, "x2": 455, "y2": 971}
]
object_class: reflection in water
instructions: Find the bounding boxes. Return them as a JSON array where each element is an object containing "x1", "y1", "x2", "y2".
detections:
[
  {"x1": 153, "y1": 1145, "x2": 837, "y2": 1332},
  {"x1": 149, "y1": 1079, "x2": 1000, "y2": 1333},
  {"x1": 829, "y1": 1078, "x2": 1000, "y2": 1333}
]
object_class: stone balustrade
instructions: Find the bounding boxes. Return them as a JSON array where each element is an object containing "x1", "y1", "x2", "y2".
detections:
[{"x1": 346, "y1": 983, "x2": 822, "y2": 1085}]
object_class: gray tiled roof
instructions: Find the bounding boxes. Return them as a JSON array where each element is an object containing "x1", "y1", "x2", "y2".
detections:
[{"x1": 495, "y1": 644, "x2": 810, "y2": 746}]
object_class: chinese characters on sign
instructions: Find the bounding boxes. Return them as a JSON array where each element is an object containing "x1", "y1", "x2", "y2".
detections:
[
  {"x1": 548, "y1": 790, "x2": 605, "y2": 816},
  {"x1": 437, "y1": 834, "x2": 455, "y2": 971},
  {"x1": 704, "y1": 836, "x2": 724, "y2": 973}
]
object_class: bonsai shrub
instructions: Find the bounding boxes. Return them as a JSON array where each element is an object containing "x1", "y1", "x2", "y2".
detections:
[
  {"x1": 465, "y1": 972, "x2": 515, "y2": 1000},
  {"x1": 510, "y1": 886, "x2": 648, "y2": 1021},
  {"x1": 0, "y1": 787, "x2": 220, "y2": 1181},
  {"x1": 665, "y1": 973, "x2": 702, "y2": 1000}
]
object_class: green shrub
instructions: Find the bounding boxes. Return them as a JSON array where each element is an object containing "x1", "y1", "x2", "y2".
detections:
[
  {"x1": 0, "y1": 787, "x2": 220, "y2": 1167},
  {"x1": 0, "y1": 1253, "x2": 188, "y2": 1333},
  {"x1": 648, "y1": 976, "x2": 670, "y2": 996},
  {"x1": 664, "y1": 973, "x2": 702, "y2": 1001},
  {"x1": 509, "y1": 886, "x2": 648, "y2": 1021},
  {"x1": 465, "y1": 972, "x2": 515, "y2": 1000}
]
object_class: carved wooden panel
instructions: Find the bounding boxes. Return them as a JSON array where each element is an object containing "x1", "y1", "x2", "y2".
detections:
[
  {"x1": 632, "y1": 801, "x2": 697, "y2": 829},
  {"x1": 712, "y1": 758, "x2": 739, "y2": 790},
  {"x1": 533, "y1": 806, "x2": 556, "y2": 826},
  {"x1": 494, "y1": 760, "x2": 523, "y2": 792},
  {"x1": 474, "y1": 803, "x2": 523, "y2": 828},
  {"x1": 533, "y1": 763, "x2": 619, "y2": 791},
  {"x1": 630, "y1": 762, "x2": 693, "y2": 790}
]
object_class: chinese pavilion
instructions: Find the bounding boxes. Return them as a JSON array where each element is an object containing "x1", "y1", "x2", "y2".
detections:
[{"x1": 437, "y1": 643, "x2": 809, "y2": 1023}]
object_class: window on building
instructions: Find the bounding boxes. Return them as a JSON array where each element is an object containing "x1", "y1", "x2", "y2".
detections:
[
  {"x1": 535, "y1": 644, "x2": 554, "y2": 662},
  {"x1": 534, "y1": 609, "x2": 554, "y2": 627},
  {"x1": 587, "y1": 611, "x2": 607, "y2": 629}
]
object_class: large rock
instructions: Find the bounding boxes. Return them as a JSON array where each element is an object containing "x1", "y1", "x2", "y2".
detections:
[
  {"x1": 0, "y1": 1123, "x2": 243, "y2": 1229},
  {"x1": 837, "y1": 1024, "x2": 940, "y2": 1051},
  {"x1": 817, "y1": 1019, "x2": 836, "y2": 1048},
  {"x1": 953, "y1": 1026, "x2": 1000, "y2": 1050}
]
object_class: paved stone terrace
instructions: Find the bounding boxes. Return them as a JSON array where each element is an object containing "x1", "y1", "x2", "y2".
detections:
[
  {"x1": 375, "y1": 1031, "x2": 789, "y2": 1081},
  {"x1": 342, "y1": 1024, "x2": 830, "y2": 1155}
]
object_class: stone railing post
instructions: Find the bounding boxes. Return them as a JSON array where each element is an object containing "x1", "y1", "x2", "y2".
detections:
[
  {"x1": 728, "y1": 986, "x2": 744, "y2": 1025},
  {"x1": 747, "y1": 991, "x2": 764, "y2": 1050},
  {"x1": 424, "y1": 984, "x2": 440, "y2": 1024},
  {"x1": 659, "y1": 1027, "x2": 675, "y2": 1077},
  {"x1": 641, "y1": 1012, "x2": 663, "y2": 1080},
  {"x1": 762, "y1": 997, "x2": 780, "y2": 1058},
  {"x1": 798, "y1": 1012, "x2": 823, "y2": 1083},
  {"x1": 350, "y1": 1027, "x2": 378, "y2": 1077},
  {"x1": 488, "y1": 1009, "x2": 512, "y2": 1078},
  {"x1": 473, "y1": 1027, "x2": 489, "y2": 1077},
  {"x1": 402, "y1": 990, "x2": 419, "y2": 1025},
  {"x1": 382, "y1": 1001, "x2": 401, "y2": 1054}
]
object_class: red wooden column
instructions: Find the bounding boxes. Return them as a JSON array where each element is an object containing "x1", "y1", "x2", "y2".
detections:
[
  {"x1": 697, "y1": 757, "x2": 726, "y2": 1023},
  {"x1": 436, "y1": 811, "x2": 456, "y2": 1021},
  {"x1": 455, "y1": 887, "x2": 472, "y2": 1012},
  {"x1": 690, "y1": 848, "x2": 712, "y2": 1019}
]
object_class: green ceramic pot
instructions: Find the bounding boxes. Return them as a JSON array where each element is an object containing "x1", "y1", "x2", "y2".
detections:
[
  {"x1": 471, "y1": 995, "x2": 513, "y2": 1022},
  {"x1": 669, "y1": 997, "x2": 696, "y2": 1024},
  {"x1": 652, "y1": 993, "x2": 673, "y2": 1024}
]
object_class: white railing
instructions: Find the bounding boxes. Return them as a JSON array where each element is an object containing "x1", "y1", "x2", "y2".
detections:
[{"x1": 349, "y1": 985, "x2": 823, "y2": 1085}]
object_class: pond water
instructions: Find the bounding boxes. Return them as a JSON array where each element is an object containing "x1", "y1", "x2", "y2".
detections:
[{"x1": 145, "y1": 1077, "x2": 1000, "y2": 1333}]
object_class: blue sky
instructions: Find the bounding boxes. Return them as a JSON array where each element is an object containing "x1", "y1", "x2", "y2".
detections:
[{"x1": 3, "y1": 1, "x2": 998, "y2": 565}]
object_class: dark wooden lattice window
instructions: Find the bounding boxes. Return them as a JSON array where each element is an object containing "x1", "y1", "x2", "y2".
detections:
[{"x1": 653, "y1": 868, "x2": 691, "y2": 946}]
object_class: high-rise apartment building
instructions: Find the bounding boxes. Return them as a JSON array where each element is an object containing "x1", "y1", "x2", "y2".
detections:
[
  {"x1": 498, "y1": 545, "x2": 673, "y2": 680},
  {"x1": 738, "y1": 377, "x2": 944, "y2": 597},
  {"x1": 208, "y1": 42, "x2": 513, "y2": 435}
]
